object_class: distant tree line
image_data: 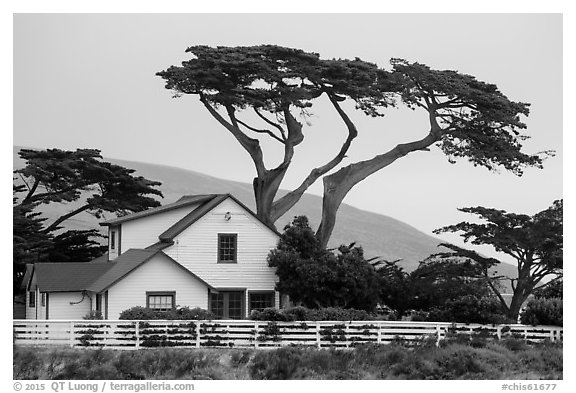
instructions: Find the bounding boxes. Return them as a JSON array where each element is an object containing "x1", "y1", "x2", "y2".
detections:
[{"x1": 270, "y1": 203, "x2": 562, "y2": 322}]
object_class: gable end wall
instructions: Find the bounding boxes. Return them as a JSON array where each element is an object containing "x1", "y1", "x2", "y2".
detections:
[{"x1": 164, "y1": 198, "x2": 280, "y2": 290}]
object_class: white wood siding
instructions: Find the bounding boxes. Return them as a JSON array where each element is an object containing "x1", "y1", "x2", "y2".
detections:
[
  {"x1": 106, "y1": 253, "x2": 209, "y2": 319},
  {"x1": 48, "y1": 292, "x2": 92, "y2": 320},
  {"x1": 164, "y1": 198, "x2": 280, "y2": 291},
  {"x1": 116, "y1": 204, "x2": 200, "y2": 257}
]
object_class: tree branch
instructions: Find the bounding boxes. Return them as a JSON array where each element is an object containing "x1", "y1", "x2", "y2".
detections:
[
  {"x1": 21, "y1": 178, "x2": 41, "y2": 204},
  {"x1": 269, "y1": 94, "x2": 359, "y2": 222},
  {"x1": 199, "y1": 94, "x2": 267, "y2": 177},
  {"x1": 42, "y1": 204, "x2": 92, "y2": 234},
  {"x1": 21, "y1": 183, "x2": 88, "y2": 205},
  {"x1": 254, "y1": 108, "x2": 287, "y2": 141},
  {"x1": 235, "y1": 117, "x2": 285, "y2": 143}
]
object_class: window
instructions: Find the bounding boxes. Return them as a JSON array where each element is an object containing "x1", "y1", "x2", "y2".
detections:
[
  {"x1": 29, "y1": 291, "x2": 36, "y2": 308},
  {"x1": 41, "y1": 293, "x2": 46, "y2": 307},
  {"x1": 249, "y1": 292, "x2": 275, "y2": 313},
  {"x1": 146, "y1": 292, "x2": 175, "y2": 311},
  {"x1": 210, "y1": 291, "x2": 244, "y2": 319},
  {"x1": 218, "y1": 234, "x2": 237, "y2": 263},
  {"x1": 96, "y1": 294, "x2": 102, "y2": 312},
  {"x1": 110, "y1": 230, "x2": 116, "y2": 250}
]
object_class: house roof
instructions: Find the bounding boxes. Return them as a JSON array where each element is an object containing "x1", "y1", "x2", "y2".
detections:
[
  {"x1": 33, "y1": 262, "x2": 114, "y2": 292},
  {"x1": 157, "y1": 194, "x2": 280, "y2": 244},
  {"x1": 158, "y1": 194, "x2": 229, "y2": 242},
  {"x1": 86, "y1": 249, "x2": 214, "y2": 293},
  {"x1": 27, "y1": 249, "x2": 213, "y2": 294},
  {"x1": 99, "y1": 194, "x2": 216, "y2": 226},
  {"x1": 101, "y1": 193, "x2": 280, "y2": 240}
]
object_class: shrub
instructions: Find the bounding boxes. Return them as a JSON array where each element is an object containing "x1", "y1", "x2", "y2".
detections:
[
  {"x1": 119, "y1": 306, "x2": 161, "y2": 320},
  {"x1": 427, "y1": 295, "x2": 509, "y2": 324},
  {"x1": 520, "y1": 298, "x2": 562, "y2": 326},
  {"x1": 172, "y1": 307, "x2": 216, "y2": 320},
  {"x1": 308, "y1": 307, "x2": 372, "y2": 321},
  {"x1": 268, "y1": 216, "x2": 381, "y2": 312},
  {"x1": 83, "y1": 310, "x2": 103, "y2": 320},
  {"x1": 250, "y1": 306, "x2": 375, "y2": 321},
  {"x1": 250, "y1": 308, "x2": 291, "y2": 321},
  {"x1": 250, "y1": 347, "x2": 304, "y2": 379},
  {"x1": 119, "y1": 306, "x2": 214, "y2": 320}
]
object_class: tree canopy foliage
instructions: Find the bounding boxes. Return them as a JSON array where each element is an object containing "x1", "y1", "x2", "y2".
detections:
[
  {"x1": 13, "y1": 148, "x2": 164, "y2": 294},
  {"x1": 158, "y1": 45, "x2": 551, "y2": 247},
  {"x1": 432, "y1": 200, "x2": 563, "y2": 319},
  {"x1": 158, "y1": 45, "x2": 396, "y2": 229}
]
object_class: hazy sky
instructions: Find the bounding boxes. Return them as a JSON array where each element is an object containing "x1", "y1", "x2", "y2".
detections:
[{"x1": 12, "y1": 13, "x2": 563, "y2": 262}]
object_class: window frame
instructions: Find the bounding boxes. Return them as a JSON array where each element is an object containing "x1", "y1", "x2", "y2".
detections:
[
  {"x1": 146, "y1": 291, "x2": 176, "y2": 311},
  {"x1": 95, "y1": 293, "x2": 102, "y2": 312},
  {"x1": 217, "y1": 233, "x2": 238, "y2": 264},
  {"x1": 29, "y1": 291, "x2": 36, "y2": 308},
  {"x1": 209, "y1": 290, "x2": 246, "y2": 319},
  {"x1": 248, "y1": 291, "x2": 275, "y2": 313},
  {"x1": 110, "y1": 230, "x2": 116, "y2": 250}
]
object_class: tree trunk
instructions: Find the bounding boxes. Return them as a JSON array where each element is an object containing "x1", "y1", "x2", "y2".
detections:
[
  {"x1": 507, "y1": 278, "x2": 534, "y2": 321},
  {"x1": 253, "y1": 167, "x2": 289, "y2": 228},
  {"x1": 315, "y1": 125, "x2": 442, "y2": 248}
]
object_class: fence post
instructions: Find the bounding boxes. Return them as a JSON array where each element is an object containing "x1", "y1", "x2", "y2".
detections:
[
  {"x1": 226, "y1": 323, "x2": 230, "y2": 347},
  {"x1": 316, "y1": 322, "x2": 321, "y2": 349},
  {"x1": 135, "y1": 321, "x2": 140, "y2": 350},
  {"x1": 195, "y1": 322, "x2": 201, "y2": 348},
  {"x1": 254, "y1": 322, "x2": 259, "y2": 349},
  {"x1": 69, "y1": 321, "x2": 75, "y2": 348},
  {"x1": 496, "y1": 326, "x2": 502, "y2": 340},
  {"x1": 436, "y1": 325, "x2": 441, "y2": 347},
  {"x1": 377, "y1": 322, "x2": 382, "y2": 345}
]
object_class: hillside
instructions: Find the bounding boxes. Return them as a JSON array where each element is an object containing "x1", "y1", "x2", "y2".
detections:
[{"x1": 13, "y1": 146, "x2": 518, "y2": 278}]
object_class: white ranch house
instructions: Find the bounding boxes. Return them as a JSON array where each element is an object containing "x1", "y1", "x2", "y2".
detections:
[{"x1": 22, "y1": 194, "x2": 282, "y2": 320}]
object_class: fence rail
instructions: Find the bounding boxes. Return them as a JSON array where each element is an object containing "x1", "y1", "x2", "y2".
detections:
[{"x1": 13, "y1": 319, "x2": 563, "y2": 350}]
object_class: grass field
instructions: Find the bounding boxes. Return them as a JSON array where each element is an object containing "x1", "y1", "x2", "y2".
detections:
[{"x1": 13, "y1": 337, "x2": 562, "y2": 380}]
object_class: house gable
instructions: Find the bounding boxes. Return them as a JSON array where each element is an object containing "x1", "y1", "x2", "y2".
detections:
[
  {"x1": 87, "y1": 249, "x2": 214, "y2": 293},
  {"x1": 105, "y1": 252, "x2": 212, "y2": 319},
  {"x1": 162, "y1": 197, "x2": 280, "y2": 290}
]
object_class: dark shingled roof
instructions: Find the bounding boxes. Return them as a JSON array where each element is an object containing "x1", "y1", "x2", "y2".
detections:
[
  {"x1": 34, "y1": 262, "x2": 114, "y2": 292},
  {"x1": 28, "y1": 249, "x2": 214, "y2": 294},
  {"x1": 86, "y1": 249, "x2": 214, "y2": 293},
  {"x1": 158, "y1": 194, "x2": 229, "y2": 242},
  {"x1": 157, "y1": 194, "x2": 280, "y2": 244},
  {"x1": 86, "y1": 249, "x2": 157, "y2": 292},
  {"x1": 100, "y1": 194, "x2": 216, "y2": 226}
]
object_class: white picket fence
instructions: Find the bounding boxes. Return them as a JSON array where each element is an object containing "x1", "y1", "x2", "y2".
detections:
[{"x1": 13, "y1": 319, "x2": 563, "y2": 350}]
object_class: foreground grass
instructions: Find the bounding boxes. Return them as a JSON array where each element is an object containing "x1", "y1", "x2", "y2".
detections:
[{"x1": 14, "y1": 339, "x2": 562, "y2": 380}]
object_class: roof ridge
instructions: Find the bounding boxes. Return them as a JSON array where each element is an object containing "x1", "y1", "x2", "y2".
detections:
[
  {"x1": 100, "y1": 194, "x2": 218, "y2": 226},
  {"x1": 158, "y1": 194, "x2": 229, "y2": 242}
]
